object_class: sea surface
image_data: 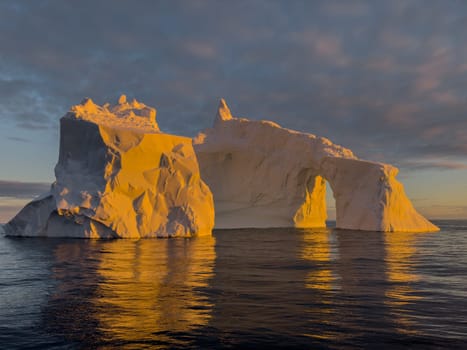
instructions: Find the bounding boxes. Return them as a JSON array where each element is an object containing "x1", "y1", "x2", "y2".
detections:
[{"x1": 0, "y1": 220, "x2": 466, "y2": 349}]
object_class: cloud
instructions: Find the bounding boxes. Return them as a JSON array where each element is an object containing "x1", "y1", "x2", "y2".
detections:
[
  {"x1": 0, "y1": 75, "x2": 62, "y2": 129},
  {"x1": 366, "y1": 57, "x2": 397, "y2": 72},
  {"x1": 400, "y1": 160, "x2": 467, "y2": 171},
  {"x1": 291, "y1": 30, "x2": 349, "y2": 67},
  {"x1": 383, "y1": 103, "x2": 420, "y2": 127},
  {"x1": 430, "y1": 91, "x2": 461, "y2": 105},
  {"x1": 1, "y1": 0, "x2": 467, "y2": 169},
  {"x1": 417, "y1": 204, "x2": 467, "y2": 220},
  {"x1": 0, "y1": 197, "x2": 34, "y2": 223},
  {"x1": 380, "y1": 30, "x2": 417, "y2": 50},
  {"x1": 16, "y1": 122, "x2": 52, "y2": 130},
  {"x1": 0, "y1": 180, "x2": 50, "y2": 198},
  {"x1": 183, "y1": 41, "x2": 218, "y2": 59},
  {"x1": 7, "y1": 136, "x2": 29, "y2": 142},
  {"x1": 322, "y1": 1, "x2": 370, "y2": 17},
  {"x1": 0, "y1": 180, "x2": 50, "y2": 222}
]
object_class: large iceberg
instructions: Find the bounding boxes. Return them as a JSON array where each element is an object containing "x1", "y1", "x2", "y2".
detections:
[
  {"x1": 194, "y1": 99, "x2": 439, "y2": 232},
  {"x1": 5, "y1": 96, "x2": 214, "y2": 238},
  {"x1": 4, "y1": 96, "x2": 438, "y2": 236}
]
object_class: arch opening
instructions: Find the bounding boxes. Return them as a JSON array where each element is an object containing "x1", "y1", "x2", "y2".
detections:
[
  {"x1": 292, "y1": 172, "x2": 336, "y2": 229},
  {"x1": 325, "y1": 180, "x2": 336, "y2": 228}
]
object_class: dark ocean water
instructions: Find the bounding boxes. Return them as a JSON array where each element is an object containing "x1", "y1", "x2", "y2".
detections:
[{"x1": 1, "y1": 221, "x2": 466, "y2": 349}]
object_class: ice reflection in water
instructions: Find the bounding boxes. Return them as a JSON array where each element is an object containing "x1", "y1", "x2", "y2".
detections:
[
  {"x1": 2, "y1": 223, "x2": 465, "y2": 349},
  {"x1": 95, "y1": 237, "x2": 215, "y2": 346},
  {"x1": 331, "y1": 230, "x2": 390, "y2": 340},
  {"x1": 300, "y1": 229, "x2": 429, "y2": 341},
  {"x1": 385, "y1": 232, "x2": 423, "y2": 335},
  {"x1": 46, "y1": 237, "x2": 215, "y2": 349},
  {"x1": 301, "y1": 228, "x2": 336, "y2": 291},
  {"x1": 300, "y1": 228, "x2": 341, "y2": 343}
]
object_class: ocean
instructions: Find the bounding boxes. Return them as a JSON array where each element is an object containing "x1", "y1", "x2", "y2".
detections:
[{"x1": 0, "y1": 220, "x2": 466, "y2": 349}]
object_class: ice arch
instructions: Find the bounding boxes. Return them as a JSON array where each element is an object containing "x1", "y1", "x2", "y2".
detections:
[{"x1": 193, "y1": 99, "x2": 438, "y2": 232}]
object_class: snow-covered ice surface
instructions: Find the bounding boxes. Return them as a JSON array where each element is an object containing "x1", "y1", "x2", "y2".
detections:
[
  {"x1": 194, "y1": 99, "x2": 439, "y2": 232},
  {"x1": 71, "y1": 95, "x2": 159, "y2": 132},
  {"x1": 5, "y1": 97, "x2": 214, "y2": 238}
]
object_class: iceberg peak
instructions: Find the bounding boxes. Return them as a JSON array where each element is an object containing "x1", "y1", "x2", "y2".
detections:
[
  {"x1": 215, "y1": 98, "x2": 233, "y2": 125},
  {"x1": 78, "y1": 97, "x2": 98, "y2": 113},
  {"x1": 118, "y1": 94, "x2": 127, "y2": 104}
]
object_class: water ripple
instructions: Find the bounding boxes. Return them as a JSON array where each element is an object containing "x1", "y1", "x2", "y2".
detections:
[{"x1": 0, "y1": 223, "x2": 466, "y2": 348}]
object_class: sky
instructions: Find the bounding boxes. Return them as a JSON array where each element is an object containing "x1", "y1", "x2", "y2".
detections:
[{"x1": 1, "y1": 0, "x2": 467, "y2": 222}]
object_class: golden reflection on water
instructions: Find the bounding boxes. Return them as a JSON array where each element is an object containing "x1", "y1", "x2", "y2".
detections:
[
  {"x1": 301, "y1": 228, "x2": 341, "y2": 342},
  {"x1": 94, "y1": 236, "x2": 216, "y2": 346},
  {"x1": 384, "y1": 232, "x2": 422, "y2": 335},
  {"x1": 46, "y1": 228, "x2": 439, "y2": 346},
  {"x1": 301, "y1": 229, "x2": 335, "y2": 291}
]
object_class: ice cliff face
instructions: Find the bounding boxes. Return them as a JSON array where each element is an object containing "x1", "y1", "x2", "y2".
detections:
[
  {"x1": 194, "y1": 99, "x2": 439, "y2": 232},
  {"x1": 5, "y1": 96, "x2": 214, "y2": 238}
]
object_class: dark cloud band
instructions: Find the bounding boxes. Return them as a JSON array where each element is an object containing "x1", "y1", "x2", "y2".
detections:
[{"x1": 0, "y1": 180, "x2": 50, "y2": 198}]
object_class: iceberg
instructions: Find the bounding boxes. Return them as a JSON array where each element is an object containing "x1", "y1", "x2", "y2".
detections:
[
  {"x1": 193, "y1": 99, "x2": 439, "y2": 232},
  {"x1": 5, "y1": 96, "x2": 214, "y2": 238},
  {"x1": 4, "y1": 96, "x2": 438, "y2": 237}
]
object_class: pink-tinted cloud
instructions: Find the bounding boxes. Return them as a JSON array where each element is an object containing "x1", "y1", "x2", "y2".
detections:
[
  {"x1": 420, "y1": 125, "x2": 446, "y2": 140},
  {"x1": 401, "y1": 160, "x2": 467, "y2": 171},
  {"x1": 322, "y1": 2, "x2": 370, "y2": 17},
  {"x1": 183, "y1": 41, "x2": 218, "y2": 59},
  {"x1": 431, "y1": 91, "x2": 460, "y2": 105},
  {"x1": 417, "y1": 204, "x2": 467, "y2": 219},
  {"x1": 384, "y1": 103, "x2": 420, "y2": 127},
  {"x1": 0, "y1": 197, "x2": 33, "y2": 223},
  {"x1": 380, "y1": 30, "x2": 417, "y2": 50},
  {"x1": 413, "y1": 46, "x2": 453, "y2": 94},
  {"x1": 414, "y1": 77, "x2": 440, "y2": 93},
  {"x1": 0, "y1": 180, "x2": 50, "y2": 197},
  {"x1": 366, "y1": 57, "x2": 398, "y2": 72},
  {"x1": 292, "y1": 30, "x2": 349, "y2": 66}
]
